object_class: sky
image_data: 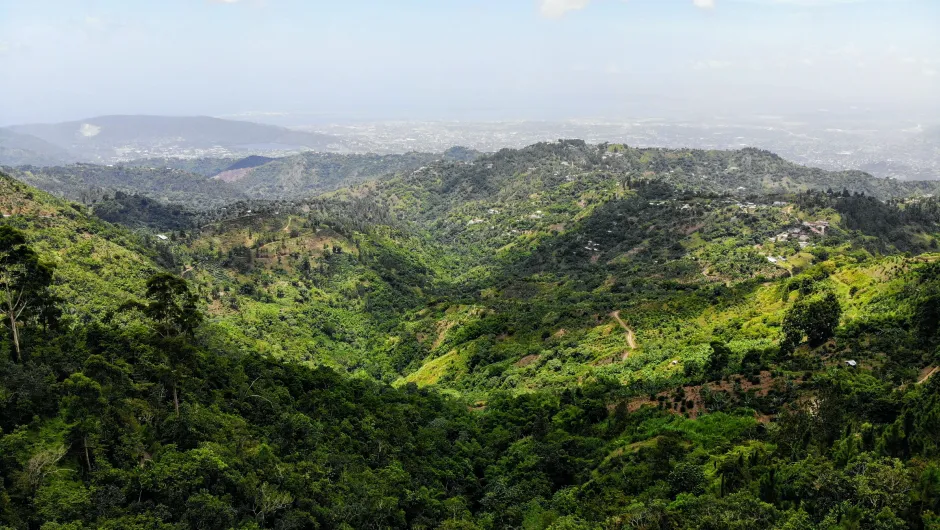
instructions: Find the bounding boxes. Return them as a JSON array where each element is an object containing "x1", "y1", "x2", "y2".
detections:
[{"x1": 0, "y1": 0, "x2": 938, "y2": 125}]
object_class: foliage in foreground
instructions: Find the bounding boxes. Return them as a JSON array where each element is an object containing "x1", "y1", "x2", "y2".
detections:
[{"x1": 1, "y1": 222, "x2": 939, "y2": 529}]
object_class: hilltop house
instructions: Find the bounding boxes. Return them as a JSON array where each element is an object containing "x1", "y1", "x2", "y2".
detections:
[{"x1": 803, "y1": 220, "x2": 829, "y2": 236}]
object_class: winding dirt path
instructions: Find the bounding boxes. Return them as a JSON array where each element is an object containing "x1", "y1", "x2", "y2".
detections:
[
  {"x1": 611, "y1": 311, "x2": 637, "y2": 360},
  {"x1": 918, "y1": 366, "x2": 938, "y2": 385}
]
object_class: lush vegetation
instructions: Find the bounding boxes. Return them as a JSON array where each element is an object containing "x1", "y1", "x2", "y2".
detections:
[
  {"x1": 3, "y1": 164, "x2": 247, "y2": 210},
  {"x1": 225, "y1": 152, "x2": 445, "y2": 201},
  {"x1": 2, "y1": 139, "x2": 940, "y2": 529},
  {"x1": 8, "y1": 151, "x2": 452, "y2": 210}
]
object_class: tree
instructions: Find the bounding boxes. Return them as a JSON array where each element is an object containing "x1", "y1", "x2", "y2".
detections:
[
  {"x1": 141, "y1": 273, "x2": 203, "y2": 339},
  {"x1": 0, "y1": 226, "x2": 55, "y2": 361},
  {"x1": 913, "y1": 263, "x2": 940, "y2": 347},
  {"x1": 782, "y1": 291, "x2": 842, "y2": 351},
  {"x1": 61, "y1": 372, "x2": 105, "y2": 471},
  {"x1": 131, "y1": 273, "x2": 204, "y2": 416},
  {"x1": 706, "y1": 341, "x2": 731, "y2": 379}
]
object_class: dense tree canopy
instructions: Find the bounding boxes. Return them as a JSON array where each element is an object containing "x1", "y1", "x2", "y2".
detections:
[
  {"x1": 0, "y1": 225, "x2": 56, "y2": 361},
  {"x1": 1, "y1": 143, "x2": 940, "y2": 529}
]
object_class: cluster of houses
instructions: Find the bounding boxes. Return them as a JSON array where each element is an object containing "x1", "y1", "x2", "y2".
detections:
[
  {"x1": 736, "y1": 200, "x2": 788, "y2": 211},
  {"x1": 768, "y1": 220, "x2": 829, "y2": 249},
  {"x1": 641, "y1": 199, "x2": 791, "y2": 211},
  {"x1": 468, "y1": 208, "x2": 505, "y2": 226},
  {"x1": 584, "y1": 240, "x2": 601, "y2": 252}
]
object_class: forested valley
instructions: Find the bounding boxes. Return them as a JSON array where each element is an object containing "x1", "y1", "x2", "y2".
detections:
[{"x1": 2, "y1": 141, "x2": 940, "y2": 529}]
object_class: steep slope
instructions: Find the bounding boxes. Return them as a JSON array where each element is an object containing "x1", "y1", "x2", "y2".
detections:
[
  {"x1": 3, "y1": 167, "x2": 940, "y2": 529},
  {"x1": 0, "y1": 172, "x2": 164, "y2": 320},
  {"x1": 88, "y1": 191, "x2": 196, "y2": 231},
  {"x1": 0, "y1": 171, "x2": 448, "y2": 376},
  {"x1": 307, "y1": 141, "x2": 940, "y2": 394},
  {"x1": 15, "y1": 152, "x2": 449, "y2": 207},
  {"x1": 224, "y1": 155, "x2": 276, "y2": 171},
  {"x1": 223, "y1": 151, "x2": 444, "y2": 200},
  {"x1": 123, "y1": 156, "x2": 238, "y2": 177},
  {"x1": 3, "y1": 164, "x2": 247, "y2": 209},
  {"x1": 389, "y1": 189, "x2": 938, "y2": 395},
  {"x1": 348, "y1": 142, "x2": 940, "y2": 227}
]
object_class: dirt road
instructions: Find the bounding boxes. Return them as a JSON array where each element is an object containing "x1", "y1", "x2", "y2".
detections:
[
  {"x1": 918, "y1": 366, "x2": 938, "y2": 385},
  {"x1": 611, "y1": 310, "x2": 637, "y2": 360}
]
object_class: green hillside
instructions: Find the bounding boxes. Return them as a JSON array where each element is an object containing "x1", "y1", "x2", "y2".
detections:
[
  {"x1": 0, "y1": 173, "x2": 164, "y2": 320},
  {"x1": 223, "y1": 151, "x2": 443, "y2": 200},
  {"x1": 11, "y1": 151, "x2": 451, "y2": 210},
  {"x1": 3, "y1": 164, "x2": 247, "y2": 209},
  {"x1": 2, "y1": 142, "x2": 940, "y2": 530}
]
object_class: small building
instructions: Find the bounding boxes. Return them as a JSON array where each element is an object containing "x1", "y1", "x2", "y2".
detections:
[
  {"x1": 803, "y1": 220, "x2": 830, "y2": 236},
  {"x1": 156, "y1": 234, "x2": 169, "y2": 241},
  {"x1": 845, "y1": 360, "x2": 857, "y2": 367}
]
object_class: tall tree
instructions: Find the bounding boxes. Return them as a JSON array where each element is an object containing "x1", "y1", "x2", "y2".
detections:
[
  {"x1": 135, "y1": 273, "x2": 204, "y2": 416},
  {"x1": 0, "y1": 226, "x2": 55, "y2": 361},
  {"x1": 782, "y1": 291, "x2": 842, "y2": 351},
  {"x1": 141, "y1": 273, "x2": 202, "y2": 339}
]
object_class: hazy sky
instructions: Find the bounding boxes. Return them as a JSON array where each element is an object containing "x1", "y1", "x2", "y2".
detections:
[{"x1": 0, "y1": 0, "x2": 938, "y2": 125}]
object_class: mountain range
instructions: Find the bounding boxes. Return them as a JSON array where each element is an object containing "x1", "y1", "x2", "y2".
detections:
[
  {"x1": 0, "y1": 115, "x2": 344, "y2": 165},
  {"x1": 1, "y1": 140, "x2": 939, "y2": 529}
]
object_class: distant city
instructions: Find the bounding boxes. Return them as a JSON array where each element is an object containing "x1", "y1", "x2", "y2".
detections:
[
  {"x1": 3, "y1": 115, "x2": 937, "y2": 181},
  {"x1": 298, "y1": 118, "x2": 938, "y2": 181}
]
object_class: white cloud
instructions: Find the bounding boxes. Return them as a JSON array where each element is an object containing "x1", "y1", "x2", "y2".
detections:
[
  {"x1": 693, "y1": 0, "x2": 715, "y2": 8},
  {"x1": 539, "y1": 0, "x2": 592, "y2": 18}
]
